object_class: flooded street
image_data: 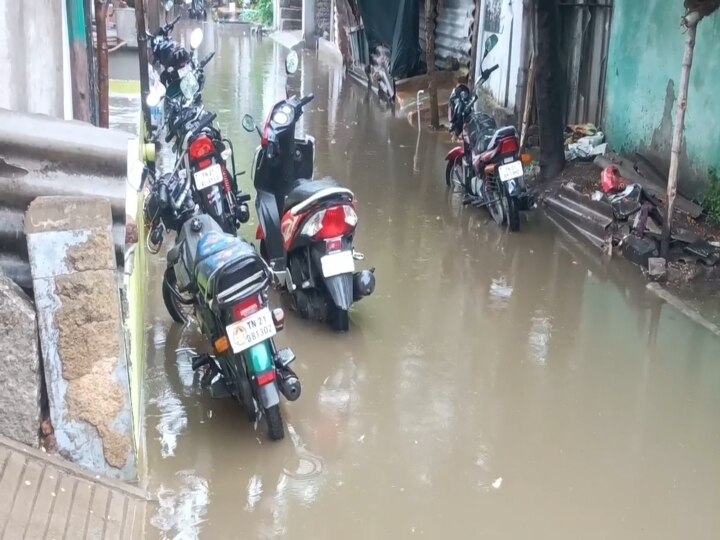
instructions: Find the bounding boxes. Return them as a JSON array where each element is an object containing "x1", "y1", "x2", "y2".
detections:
[{"x1": 142, "y1": 24, "x2": 720, "y2": 539}]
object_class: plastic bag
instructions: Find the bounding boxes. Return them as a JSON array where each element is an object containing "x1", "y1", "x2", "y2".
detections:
[{"x1": 600, "y1": 166, "x2": 626, "y2": 194}]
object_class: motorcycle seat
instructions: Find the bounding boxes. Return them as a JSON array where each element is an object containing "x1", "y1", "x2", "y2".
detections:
[
  {"x1": 283, "y1": 178, "x2": 344, "y2": 213},
  {"x1": 194, "y1": 231, "x2": 260, "y2": 299},
  {"x1": 486, "y1": 126, "x2": 518, "y2": 151}
]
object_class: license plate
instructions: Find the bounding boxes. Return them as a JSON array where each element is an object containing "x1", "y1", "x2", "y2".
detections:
[
  {"x1": 193, "y1": 164, "x2": 223, "y2": 190},
  {"x1": 226, "y1": 307, "x2": 277, "y2": 354},
  {"x1": 320, "y1": 250, "x2": 355, "y2": 278},
  {"x1": 498, "y1": 161, "x2": 524, "y2": 182}
]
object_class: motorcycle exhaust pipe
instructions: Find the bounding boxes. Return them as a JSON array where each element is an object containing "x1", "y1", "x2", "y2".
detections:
[
  {"x1": 352, "y1": 269, "x2": 376, "y2": 301},
  {"x1": 277, "y1": 369, "x2": 302, "y2": 402}
]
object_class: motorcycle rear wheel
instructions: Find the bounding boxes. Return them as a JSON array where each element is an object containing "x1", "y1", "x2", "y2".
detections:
[
  {"x1": 265, "y1": 404, "x2": 285, "y2": 441},
  {"x1": 506, "y1": 195, "x2": 520, "y2": 232},
  {"x1": 329, "y1": 306, "x2": 350, "y2": 332},
  {"x1": 482, "y1": 180, "x2": 506, "y2": 226}
]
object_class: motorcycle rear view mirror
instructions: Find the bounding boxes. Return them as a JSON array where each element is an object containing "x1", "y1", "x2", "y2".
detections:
[
  {"x1": 190, "y1": 28, "x2": 204, "y2": 49},
  {"x1": 164, "y1": 0, "x2": 173, "y2": 11},
  {"x1": 242, "y1": 114, "x2": 257, "y2": 133},
  {"x1": 285, "y1": 50, "x2": 299, "y2": 75},
  {"x1": 483, "y1": 34, "x2": 498, "y2": 59}
]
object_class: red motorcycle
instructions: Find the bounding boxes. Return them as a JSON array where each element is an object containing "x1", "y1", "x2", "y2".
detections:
[{"x1": 444, "y1": 38, "x2": 534, "y2": 231}]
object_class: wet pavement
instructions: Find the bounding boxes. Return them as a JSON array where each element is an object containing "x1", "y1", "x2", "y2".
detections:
[{"x1": 141, "y1": 23, "x2": 720, "y2": 539}]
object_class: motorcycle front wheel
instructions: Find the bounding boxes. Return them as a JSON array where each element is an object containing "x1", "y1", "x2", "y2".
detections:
[
  {"x1": 162, "y1": 268, "x2": 193, "y2": 323},
  {"x1": 445, "y1": 158, "x2": 464, "y2": 191}
]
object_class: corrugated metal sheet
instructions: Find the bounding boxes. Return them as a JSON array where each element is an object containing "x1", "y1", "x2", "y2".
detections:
[
  {"x1": 420, "y1": 0, "x2": 475, "y2": 71},
  {"x1": 559, "y1": 0, "x2": 613, "y2": 126}
]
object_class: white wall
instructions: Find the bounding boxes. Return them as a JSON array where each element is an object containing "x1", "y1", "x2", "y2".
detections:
[
  {"x1": 0, "y1": 0, "x2": 68, "y2": 118},
  {"x1": 475, "y1": 0, "x2": 526, "y2": 110}
]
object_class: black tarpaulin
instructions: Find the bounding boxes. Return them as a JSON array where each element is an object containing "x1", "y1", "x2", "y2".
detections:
[{"x1": 357, "y1": 0, "x2": 420, "y2": 78}]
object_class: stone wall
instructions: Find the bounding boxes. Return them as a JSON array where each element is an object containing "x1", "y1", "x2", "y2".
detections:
[
  {"x1": 0, "y1": 277, "x2": 42, "y2": 447},
  {"x1": 25, "y1": 196, "x2": 136, "y2": 481}
]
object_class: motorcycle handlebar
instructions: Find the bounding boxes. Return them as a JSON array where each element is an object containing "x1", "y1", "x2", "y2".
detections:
[{"x1": 200, "y1": 52, "x2": 215, "y2": 68}]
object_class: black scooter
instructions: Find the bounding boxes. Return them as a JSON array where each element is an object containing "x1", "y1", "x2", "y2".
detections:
[{"x1": 241, "y1": 52, "x2": 375, "y2": 331}]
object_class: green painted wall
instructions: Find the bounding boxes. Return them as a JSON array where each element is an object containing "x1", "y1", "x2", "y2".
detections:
[{"x1": 604, "y1": 1, "x2": 720, "y2": 197}]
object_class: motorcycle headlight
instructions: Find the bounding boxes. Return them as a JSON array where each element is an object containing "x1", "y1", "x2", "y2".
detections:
[
  {"x1": 272, "y1": 110, "x2": 290, "y2": 126},
  {"x1": 180, "y1": 72, "x2": 199, "y2": 101}
]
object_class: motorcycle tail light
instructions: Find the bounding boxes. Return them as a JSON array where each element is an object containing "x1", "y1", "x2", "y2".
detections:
[
  {"x1": 499, "y1": 137, "x2": 519, "y2": 155},
  {"x1": 214, "y1": 336, "x2": 230, "y2": 354},
  {"x1": 301, "y1": 205, "x2": 356, "y2": 240},
  {"x1": 257, "y1": 370, "x2": 276, "y2": 386},
  {"x1": 189, "y1": 134, "x2": 215, "y2": 161},
  {"x1": 231, "y1": 295, "x2": 261, "y2": 321}
]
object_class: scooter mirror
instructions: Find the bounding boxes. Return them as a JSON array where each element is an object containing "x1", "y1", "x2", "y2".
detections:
[
  {"x1": 285, "y1": 50, "x2": 299, "y2": 75},
  {"x1": 483, "y1": 34, "x2": 498, "y2": 59},
  {"x1": 164, "y1": 0, "x2": 173, "y2": 11},
  {"x1": 241, "y1": 114, "x2": 256, "y2": 133},
  {"x1": 128, "y1": 160, "x2": 146, "y2": 192},
  {"x1": 190, "y1": 28, "x2": 204, "y2": 49}
]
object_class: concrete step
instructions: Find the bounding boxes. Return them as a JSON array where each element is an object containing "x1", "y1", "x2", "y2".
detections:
[
  {"x1": 280, "y1": 19, "x2": 302, "y2": 31},
  {"x1": 280, "y1": 7, "x2": 301, "y2": 19}
]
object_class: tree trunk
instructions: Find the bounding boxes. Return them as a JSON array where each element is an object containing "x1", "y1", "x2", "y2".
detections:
[
  {"x1": 534, "y1": 0, "x2": 565, "y2": 179},
  {"x1": 661, "y1": 10, "x2": 702, "y2": 257},
  {"x1": 425, "y1": 0, "x2": 439, "y2": 129},
  {"x1": 95, "y1": 0, "x2": 109, "y2": 128}
]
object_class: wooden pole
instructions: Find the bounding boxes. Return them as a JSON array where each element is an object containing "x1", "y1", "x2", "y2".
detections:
[
  {"x1": 519, "y1": 52, "x2": 535, "y2": 150},
  {"x1": 135, "y1": 0, "x2": 152, "y2": 131},
  {"x1": 84, "y1": 0, "x2": 99, "y2": 125},
  {"x1": 661, "y1": 10, "x2": 702, "y2": 258},
  {"x1": 468, "y1": 0, "x2": 483, "y2": 90},
  {"x1": 66, "y1": 0, "x2": 92, "y2": 122},
  {"x1": 95, "y1": 0, "x2": 109, "y2": 128},
  {"x1": 425, "y1": 0, "x2": 439, "y2": 128}
]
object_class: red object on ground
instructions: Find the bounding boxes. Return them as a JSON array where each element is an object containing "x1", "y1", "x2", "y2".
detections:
[{"x1": 600, "y1": 166, "x2": 626, "y2": 194}]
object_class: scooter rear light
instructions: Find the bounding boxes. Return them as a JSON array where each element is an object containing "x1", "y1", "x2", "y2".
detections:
[
  {"x1": 499, "y1": 137, "x2": 519, "y2": 155},
  {"x1": 189, "y1": 134, "x2": 215, "y2": 161},
  {"x1": 301, "y1": 205, "x2": 356, "y2": 240},
  {"x1": 231, "y1": 295, "x2": 261, "y2": 321},
  {"x1": 256, "y1": 370, "x2": 276, "y2": 386}
]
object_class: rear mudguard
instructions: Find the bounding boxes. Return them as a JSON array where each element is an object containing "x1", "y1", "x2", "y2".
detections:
[
  {"x1": 255, "y1": 189, "x2": 286, "y2": 271},
  {"x1": 445, "y1": 146, "x2": 464, "y2": 162},
  {"x1": 245, "y1": 341, "x2": 280, "y2": 408},
  {"x1": 323, "y1": 274, "x2": 354, "y2": 311}
]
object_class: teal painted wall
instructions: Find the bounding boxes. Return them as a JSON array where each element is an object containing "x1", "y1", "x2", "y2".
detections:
[{"x1": 604, "y1": 1, "x2": 720, "y2": 197}]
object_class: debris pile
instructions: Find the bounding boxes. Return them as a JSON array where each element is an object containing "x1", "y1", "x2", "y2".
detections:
[
  {"x1": 564, "y1": 123, "x2": 607, "y2": 161},
  {"x1": 544, "y1": 151, "x2": 720, "y2": 282}
]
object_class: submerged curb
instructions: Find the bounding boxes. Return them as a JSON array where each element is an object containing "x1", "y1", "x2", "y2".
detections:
[{"x1": 646, "y1": 282, "x2": 720, "y2": 338}]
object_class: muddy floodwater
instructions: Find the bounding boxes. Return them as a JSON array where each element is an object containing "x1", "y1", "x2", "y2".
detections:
[{"x1": 141, "y1": 23, "x2": 720, "y2": 539}]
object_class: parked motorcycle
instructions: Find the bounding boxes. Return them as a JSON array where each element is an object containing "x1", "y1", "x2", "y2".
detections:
[
  {"x1": 241, "y1": 52, "x2": 375, "y2": 331},
  {"x1": 146, "y1": 29, "x2": 247, "y2": 236},
  {"x1": 445, "y1": 36, "x2": 534, "y2": 231},
  {"x1": 186, "y1": 0, "x2": 207, "y2": 20},
  {"x1": 137, "y1": 166, "x2": 300, "y2": 442}
]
